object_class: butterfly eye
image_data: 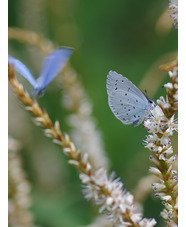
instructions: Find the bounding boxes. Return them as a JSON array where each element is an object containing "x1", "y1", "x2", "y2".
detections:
[{"x1": 37, "y1": 89, "x2": 45, "y2": 97}]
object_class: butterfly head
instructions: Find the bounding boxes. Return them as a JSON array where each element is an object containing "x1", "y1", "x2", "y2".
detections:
[{"x1": 31, "y1": 85, "x2": 45, "y2": 97}]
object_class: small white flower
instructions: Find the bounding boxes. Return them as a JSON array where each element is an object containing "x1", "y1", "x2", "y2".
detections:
[
  {"x1": 68, "y1": 160, "x2": 80, "y2": 168},
  {"x1": 82, "y1": 153, "x2": 89, "y2": 164},
  {"x1": 162, "y1": 201, "x2": 173, "y2": 210},
  {"x1": 164, "y1": 82, "x2": 173, "y2": 90},
  {"x1": 156, "y1": 193, "x2": 171, "y2": 201},
  {"x1": 70, "y1": 142, "x2": 76, "y2": 152},
  {"x1": 167, "y1": 154, "x2": 177, "y2": 164},
  {"x1": 174, "y1": 83, "x2": 178, "y2": 89},
  {"x1": 53, "y1": 139, "x2": 62, "y2": 145},
  {"x1": 131, "y1": 213, "x2": 143, "y2": 223},
  {"x1": 63, "y1": 147, "x2": 72, "y2": 154},
  {"x1": 149, "y1": 155, "x2": 160, "y2": 166},
  {"x1": 149, "y1": 167, "x2": 163, "y2": 179},
  {"x1": 164, "y1": 147, "x2": 173, "y2": 156},
  {"x1": 106, "y1": 197, "x2": 114, "y2": 206},
  {"x1": 125, "y1": 193, "x2": 134, "y2": 205},
  {"x1": 161, "y1": 209, "x2": 169, "y2": 219},
  {"x1": 139, "y1": 218, "x2": 157, "y2": 227},
  {"x1": 54, "y1": 120, "x2": 60, "y2": 130},
  {"x1": 152, "y1": 183, "x2": 166, "y2": 191},
  {"x1": 160, "y1": 136, "x2": 170, "y2": 146},
  {"x1": 168, "y1": 0, "x2": 178, "y2": 27},
  {"x1": 159, "y1": 153, "x2": 166, "y2": 161},
  {"x1": 79, "y1": 173, "x2": 91, "y2": 184},
  {"x1": 173, "y1": 93, "x2": 178, "y2": 100},
  {"x1": 86, "y1": 162, "x2": 92, "y2": 172},
  {"x1": 168, "y1": 67, "x2": 178, "y2": 81}
]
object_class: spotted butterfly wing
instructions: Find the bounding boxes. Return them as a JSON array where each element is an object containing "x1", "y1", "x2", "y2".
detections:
[{"x1": 106, "y1": 71, "x2": 153, "y2": 127}]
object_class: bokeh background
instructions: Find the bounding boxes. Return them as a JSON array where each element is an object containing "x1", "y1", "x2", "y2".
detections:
[{"x1": 8, "y1": 0, "x2": 178, "y2": 226}]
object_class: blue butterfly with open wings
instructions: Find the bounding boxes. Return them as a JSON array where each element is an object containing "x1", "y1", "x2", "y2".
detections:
[{"x1": 8, "y1": 47, "x2": 73, "y2": 97}]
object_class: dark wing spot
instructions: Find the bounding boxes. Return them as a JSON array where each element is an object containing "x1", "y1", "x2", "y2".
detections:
[
  {"x1": 123, "y1": 118, "x2": 126, "y2": 121},
  {"x1": 121, "y1": 103, "x2": 123, "y2": 106},
  {"x1": 133, "y1": 106, "x2": 135, "y2": 109},
  {"x1": 126, "y1": 113, "x2": 129, "y2": 115},
  {"x1": 116, "y1": 113, "x2": 119, "y2": 115},
  {"x1": 138, "y1": 115, "x2": 140, "y2": 117},
  {"x1": 128, "y1": 88, "x2": 130, "y2": 91},
  {"x1": 125, "y1": 93, "x2": 127, "y2": 96},
  {"x1": 115, "y1": 87, "x2": 118, "y2": 90},
  {"x1": 136, "y1": 100, "x2": 138, "y2": 102},
  {"x1": 134, "y1": 115, "x2": 136, "y2": 118},
  {"x1": 122, "y1": 80, "x2": 124, "y2": 82},
  {"x1": 124, "y1": 107, "x2": 126, "y2": 109},
  {"x1": 128, "y1": 109, "x2": 130, "y2": 111},
  {"x1": 115, "y1": 83, "x2": 117, "y2": 86},
  {"x1": 120, "y1": 100, "x2": 122, "y2": 102},
  {"x1": 116, "y1": 80, "x2": 118, "y2": 82}
]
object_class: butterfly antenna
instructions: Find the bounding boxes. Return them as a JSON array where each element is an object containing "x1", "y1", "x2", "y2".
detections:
[{"x1": 151, "y1": 85, "x2": 164, "y2": 99}]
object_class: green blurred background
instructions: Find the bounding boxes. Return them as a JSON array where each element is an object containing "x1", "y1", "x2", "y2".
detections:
[{"x1": 8, "y1": 0, "x2": 178, "y2": 226}]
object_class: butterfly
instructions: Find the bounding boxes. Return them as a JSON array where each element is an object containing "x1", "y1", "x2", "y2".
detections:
[
  {"x1": 106, "y1": 70, "x2": 154, "y2": 127},
  {"x1": 8, "y1": 47, "x2": 73, "y2": 97}
]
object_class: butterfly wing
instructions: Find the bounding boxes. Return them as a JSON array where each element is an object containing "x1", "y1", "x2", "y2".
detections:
[
  {"x1": 35, "y1": 47, "x2": 73, "y2": 95},
  {"x1": 8, "y1": 55, "x2": 36, "y2": 88},
  {"x1": 107, "y1": 71, "x2": 148, "y2": 102},
  {"x1": 106, "y1": 71, "x2": 152, "y2": 126},
  {"x1": 108, "y1": 90, "x2": 151, "y2": 126}
]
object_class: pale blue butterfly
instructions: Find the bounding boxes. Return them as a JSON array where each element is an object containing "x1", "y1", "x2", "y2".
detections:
[
  {"x1": 8, "y1": 47, "x2": 73, "y2": 97},
  {"x1": 106, "y1": 71, "x2": 154, "y2": 127}
]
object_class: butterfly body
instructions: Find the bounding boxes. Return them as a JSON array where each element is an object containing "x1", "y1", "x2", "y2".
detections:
[
  {"x1": 106, "y1": 71, "x2": 154, "y2": 127},
  {"x1": 8, "y1": 47, "x2": 73, "y2": 97}
]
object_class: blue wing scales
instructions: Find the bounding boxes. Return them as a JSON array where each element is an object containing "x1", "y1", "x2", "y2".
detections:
[
  {"x1": 8, "y1": 55, "x2": 36, "y2": 88},
  {"x1": 107, "y1": 70, "x2": 148, "y2": 103},
  {"x1": 35, "y1": 47, "x2": 73, "y2": 94}
]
